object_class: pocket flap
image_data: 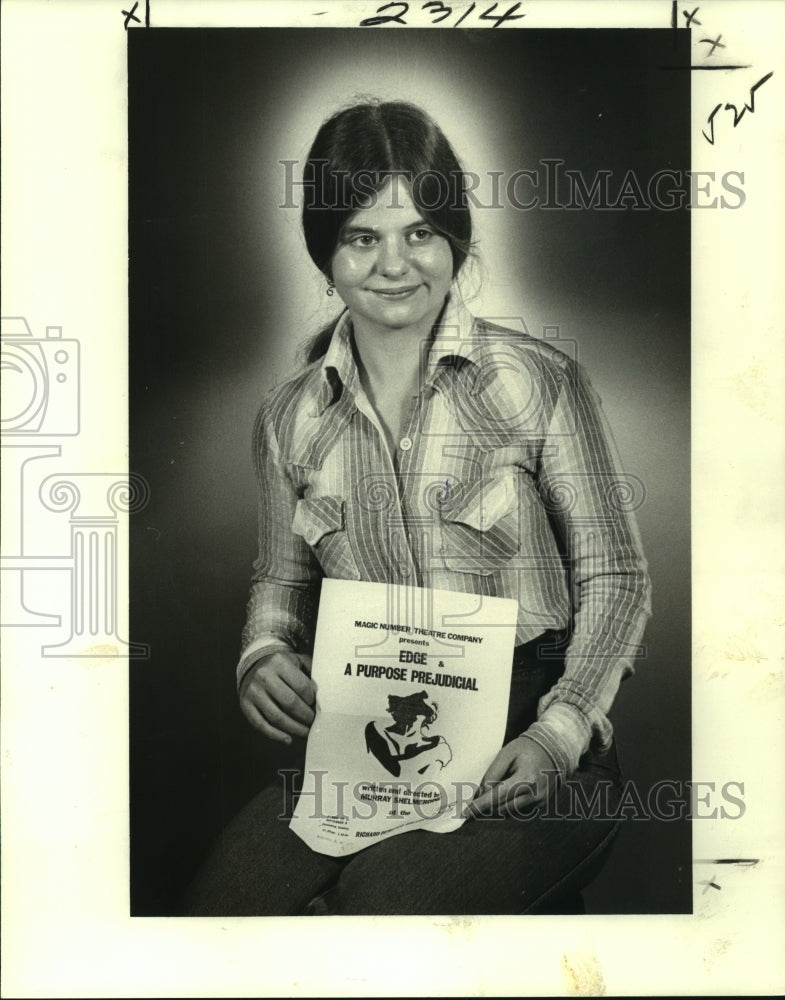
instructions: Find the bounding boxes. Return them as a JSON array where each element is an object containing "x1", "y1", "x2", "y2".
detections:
[
  {"x1": 439, "y1": 474, "x2": 518, "y2": 531},
  {"x1": 292, "y1": 495, "x2": 345, "y2": 546}
]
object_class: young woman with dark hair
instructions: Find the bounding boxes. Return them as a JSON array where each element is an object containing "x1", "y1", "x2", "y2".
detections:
[
  {"x1": 183, "y1": 100, "x2": 651, "y2": 916},
  {"x1": 301, "y1": 100, "x2": 473, "y2": 364}
]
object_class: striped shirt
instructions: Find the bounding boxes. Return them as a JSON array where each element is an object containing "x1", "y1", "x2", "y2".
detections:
[{"x1": 239, "y1": 296, "x2": 652, "y2": 777}]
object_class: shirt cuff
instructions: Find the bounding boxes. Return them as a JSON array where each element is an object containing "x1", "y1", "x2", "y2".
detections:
[
  {"x1": 236, "y1": 637, "x2": 295, "y2": 689},
  {"x1": 521, "y1": 702, "x2": 593, "y2": 779}
]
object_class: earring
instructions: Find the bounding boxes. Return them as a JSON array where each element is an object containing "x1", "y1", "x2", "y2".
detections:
[{"x1": 326, "y1": 280, "x2": 335, "y2": 297}]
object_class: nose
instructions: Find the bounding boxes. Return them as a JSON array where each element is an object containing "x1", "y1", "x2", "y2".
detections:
[{"x1": 377, "y1": 236, "x2": 411, "y2": 278}]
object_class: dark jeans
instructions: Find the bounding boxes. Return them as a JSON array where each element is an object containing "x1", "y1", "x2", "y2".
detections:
[{"x1": 182, "y1": 634, "x2": 623, "y2": 916}]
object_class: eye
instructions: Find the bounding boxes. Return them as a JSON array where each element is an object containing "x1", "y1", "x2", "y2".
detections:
[
  {"x1": 408, "y1": 228, "x2": 434, "y2": 244},
  {"x1": 346, "y1": 232, "x2": 377, "y2": 247}
]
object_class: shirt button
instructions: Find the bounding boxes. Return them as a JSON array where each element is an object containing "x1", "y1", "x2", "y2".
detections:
[{"x1": 399, "y1": 436, "x2": 413, "y2": 452}]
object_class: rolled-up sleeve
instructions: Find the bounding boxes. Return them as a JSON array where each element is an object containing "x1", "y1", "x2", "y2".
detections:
[
  {"x1": 237, "y1": 402, "x2": 322, "y2": 688},
  {"x1": 522, "y1": 359, "x2": 652, "y2": 777}
]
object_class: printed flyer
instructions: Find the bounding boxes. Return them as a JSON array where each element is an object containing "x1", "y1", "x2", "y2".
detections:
[{"x1": 290, "y1": 579, "x2": 518, "y2": 856}]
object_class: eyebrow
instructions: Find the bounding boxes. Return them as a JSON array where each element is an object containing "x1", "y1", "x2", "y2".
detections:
[{"x1": 341, "y1": 220, "x2": 431, "y2": 236}]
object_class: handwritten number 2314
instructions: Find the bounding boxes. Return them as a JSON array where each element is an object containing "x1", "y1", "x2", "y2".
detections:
[{"x1": 360, "y1": 2, "x2": 525, "y2": 29}]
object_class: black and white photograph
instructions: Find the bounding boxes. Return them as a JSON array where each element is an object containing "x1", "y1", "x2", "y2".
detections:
[
  {"x1": 2, "y1": 1, "x2": 785, "y2": 996},
  {"x1": 129, "y1": 23, "x2": 691, "y2": 919}
]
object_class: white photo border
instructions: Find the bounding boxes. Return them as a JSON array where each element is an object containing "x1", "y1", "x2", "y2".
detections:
[{"x1": 2, "y1": 1, "x2": 784, "y2": 996}]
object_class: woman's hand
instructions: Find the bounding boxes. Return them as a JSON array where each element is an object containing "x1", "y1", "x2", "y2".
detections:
[
  {"x1": 463, "y1": 736, "x2": 559, "y2": 819},
  {"x1": 239, "y1": 651, "x2": 316, "y2": 744}
]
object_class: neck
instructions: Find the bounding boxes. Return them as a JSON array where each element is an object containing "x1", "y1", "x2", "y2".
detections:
[
  {"x1": 353, "y1": 325, "x2": 424, "y2": 388},
  {"x1": 350, "y1": 300, "x2": 448, "y2": 388}
]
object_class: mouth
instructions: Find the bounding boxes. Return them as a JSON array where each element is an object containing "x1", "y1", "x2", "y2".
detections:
[{"x1": 368, "y1": 285, "x2": 422, "y2": 300}]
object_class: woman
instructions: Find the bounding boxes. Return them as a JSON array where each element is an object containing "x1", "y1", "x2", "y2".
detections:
[{"x1": 184, "y1": 100, "x2": 651, "y2": 916}]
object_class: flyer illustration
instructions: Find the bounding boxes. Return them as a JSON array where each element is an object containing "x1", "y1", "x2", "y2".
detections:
[{"x1": 290, "y1": 579, "x2": 518, "y2": 855}]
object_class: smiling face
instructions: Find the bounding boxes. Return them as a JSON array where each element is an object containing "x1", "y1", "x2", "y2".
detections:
[{"x1": 330, "y1": 178, "x2": 454, "y2": 338}]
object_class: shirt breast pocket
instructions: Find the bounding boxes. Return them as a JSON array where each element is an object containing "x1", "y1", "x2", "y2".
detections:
[
  {"x1": 438, "y1": 471, "x2": 538, "y2": 576},
  {"x1": 291, "y1": 494, "x2": 361, "y2": 581}
]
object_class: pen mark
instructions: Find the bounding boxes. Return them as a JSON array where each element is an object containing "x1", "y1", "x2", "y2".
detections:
[
  {"x1": 423, "y1": 1, "x2": 453, "y2": 24},
  {"x1": 699, "y1": 34, "x2": 726, "y2": 57},
  {"x1": 698, "y1": 875, "x2": 722, "y2": 894},
  {"x1": 658, "y1": 64, "x2": 751, "y2": 70},
  {"x1": 702, "y1": 71, "x2": 774, "y2": 143},
  {"x1": 122, "y1": 2, "x2": 141, "y2": 28},
  {"x1": 701, "y1": 102, "x2": 723, "y2": 144},
  {"x1": 724, "y1": 70, "x2": 774, "y2": 126},
  {"x1": 683, "y1": 7, "x2": 702, "y2": 29},
  {"x1": 121, "y1": 0, "x2": 150, "y2": 29},
  {"x1": 694, "y1": 858, "x2": 760, "y2": 866},
  {"x1": 359, "y1": 1, "x2": 524, "y2": 29},
  {"x1": 454, "y1": 2, "x2": 477, "y2": 28}
]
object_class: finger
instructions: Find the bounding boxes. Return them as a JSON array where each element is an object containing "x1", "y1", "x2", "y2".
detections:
[
  {"x1": 465, "y1": 776, "x2": 537, "y2": 818},
  {"x1": 263, "y1": 672, "x2": 316, "y2": 726},
  {"x1": 465, "y1": 751, "x2": 515, "y2": 817},
  {"x1": 239, "y1": 699, "x2": 296, "y2": 744},
  {"x1": 499, "y1": 783, "x2": 541, "y2": 818},
  {"x1": 284, "y1": 662, "x2": 317, "y2": 706},
  {"x1": 244, "y1": 685, "x2": 312, "y2": 739},
  {"x1": 296, "y1": 653, "x2": 314, "y2": 678},
  {"x1": 463, "y1": 779, "x2": 506, "y2": 818},
  {"x1": 248, "y1": 664, "x2": 315, "y2": 724},
  {"x1": 262, "y1": 654, "x2": 316, "y2": 706},
  {"x1": 480, "y1": 747, "x2": 514, "y2": 788}
]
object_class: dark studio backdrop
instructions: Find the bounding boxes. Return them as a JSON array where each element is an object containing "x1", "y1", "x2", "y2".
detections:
[{"x1": 129, "y1": 28, "x2": 691, "y2": 915}]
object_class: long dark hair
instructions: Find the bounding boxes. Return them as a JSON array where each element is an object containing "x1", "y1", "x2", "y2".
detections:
[
  {"x1": 301, "y1": 100, "x2": 474, "y2": 363},
  {"x1": 386, "y1": 691, "x2": 437, "y2": 730}
]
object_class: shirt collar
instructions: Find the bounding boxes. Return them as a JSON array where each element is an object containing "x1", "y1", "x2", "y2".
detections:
[
  {"x1": 314, "y1": 295, "x2": 486, "y2": 416},
  {"x1": 425, "y1": 295, "x2": 487, "y2": 394},
  {"x1": 313, "y1": 311, "x2": 357, "y2": 416}
]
